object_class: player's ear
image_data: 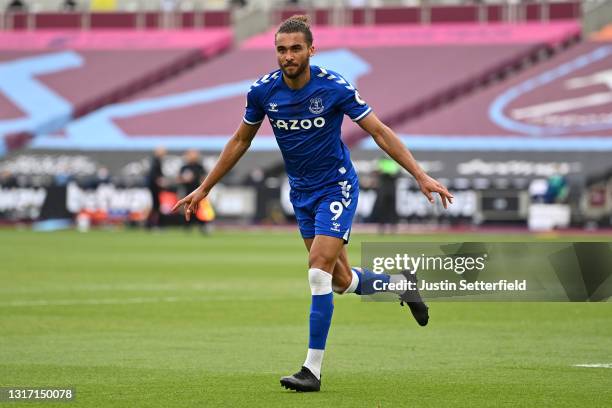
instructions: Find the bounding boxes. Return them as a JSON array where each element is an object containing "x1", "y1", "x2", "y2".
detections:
[{"x1": 309, "y1": 45, "x2": 315, "y2": 57}]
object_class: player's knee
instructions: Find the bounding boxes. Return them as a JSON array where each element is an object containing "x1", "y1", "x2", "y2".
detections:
[
  {"x1": 308, "y1": 252, "x2": 335, "y2": 272},
  {"x1": 308, "y1": 268, "x2": 332, "y2": 295}
]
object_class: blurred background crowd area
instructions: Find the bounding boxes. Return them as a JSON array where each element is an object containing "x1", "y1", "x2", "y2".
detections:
[
  {"x1": 0, "y1": 1, "x2": 603, "y2": 32},
  {"x1": 0, "y1": 0, "x2": 611, "y2": 232}
]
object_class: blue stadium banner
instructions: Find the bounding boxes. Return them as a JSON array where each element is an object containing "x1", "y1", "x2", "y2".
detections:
[{"x1": 361, "y1": 242, "x2": 612, "y2": 302}]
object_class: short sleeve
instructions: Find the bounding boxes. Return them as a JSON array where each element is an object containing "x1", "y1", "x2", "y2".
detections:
[
  {"x1": 338, "y1": 86, "x2": 372, "y2": 122},
  {"x1": 243, "y1": 89, "x2": 265, "y2": 125}
]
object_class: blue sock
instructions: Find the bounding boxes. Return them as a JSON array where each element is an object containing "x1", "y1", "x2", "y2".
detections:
[
  {"x1": 353, "y1": 268, "x2": 391, "y2": 295},
  {"x1": 304, "y1": 268, "x2": 334, "y2": 378},
  {"x1": 308, "y1": 292, "x2": 334, "y2": 349}
]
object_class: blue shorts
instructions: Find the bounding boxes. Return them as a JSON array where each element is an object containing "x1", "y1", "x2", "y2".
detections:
[{"x1": 290, "y1": 178, "x2": 359, "y2": 243}]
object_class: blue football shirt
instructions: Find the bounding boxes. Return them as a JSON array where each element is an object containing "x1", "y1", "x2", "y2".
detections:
[{"x1": 243, "y1": 65, "x2": 372, "y2": 191}]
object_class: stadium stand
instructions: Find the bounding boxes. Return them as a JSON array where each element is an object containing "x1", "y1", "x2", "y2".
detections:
[
  {"x1": 28, "y1": 22, "x2": 581, "y2": 153},
  {"x1": 271, "y1": 1, "x2": 582, "y2": 25},
  {"x1": 392, "y1": 40, "x2": 612, "y2": 148},
  {"x1": 367, "y1": 38, "x2": 612, "y2": 226},
  {"x1": 0, "y1": 29, "x2": 233, "y2": 154},
  {"x1": 0, "y1": 1, "x2": 582, "y2": 30},
  {"x1": 2, "y1": 10, "x2": 232, "y2": 29}
]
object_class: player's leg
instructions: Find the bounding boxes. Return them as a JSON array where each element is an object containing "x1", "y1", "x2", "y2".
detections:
[
  {"x1": 284, "y1": 179, "x2": 360, "y2": 390},
  {"x1": 280, "y1": 234, "x2": 343, "y2": 392},
  {"x1": 338, "y1": 264, "x2": 430, "y2": 326},
  {"x1": 300, "y1": 206, "x2": 429, "y2": 326},
  {"x1": 302, "y1": 238, "x2": 352, "y2": 293},
  {"x1": 303, "y1": 233, "x2": 424, "y2": 302},
  {"x1": 297, "y1": 181, "x2": 402, "y2": 297},
  {"x1": 281, "y1": 188, "x2": 336, "y2": 392},
  {"x1": 306, "y1": 234, "x2": 344, "y2": 379},
  {"x1": 335, "y1": 253, "x2": 430, "y2": 326}
]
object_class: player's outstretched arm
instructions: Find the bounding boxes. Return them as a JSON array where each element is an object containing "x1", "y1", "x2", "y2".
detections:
[
  {"x1": 357, "y1": 112, "x2": 454, "y2": 209},
  {"x1": 171, "y1": 121, "x2": 261, "y2": 220}
]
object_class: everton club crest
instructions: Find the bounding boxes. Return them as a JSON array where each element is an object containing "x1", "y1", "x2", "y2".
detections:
[{"x1": 309, "y1": 97, "x2": 324, "y2": 114}]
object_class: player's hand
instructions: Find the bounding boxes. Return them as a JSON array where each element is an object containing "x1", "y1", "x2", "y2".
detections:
[
  {"x1": 416, "y1": 174, "x2": 454, "y2": 209},
  {"x1": 171, "y1": 187, "x2": 208, "y2": 221}
]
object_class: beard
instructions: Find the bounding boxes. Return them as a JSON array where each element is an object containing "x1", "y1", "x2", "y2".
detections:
[{"x1": 280, "y1": 59, "x2": 308, "y2": 79}]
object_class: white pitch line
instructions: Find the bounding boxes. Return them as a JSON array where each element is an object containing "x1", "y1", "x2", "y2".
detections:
[{"x1": 573, "y1": 363, "x2": 612, "y2": 369}]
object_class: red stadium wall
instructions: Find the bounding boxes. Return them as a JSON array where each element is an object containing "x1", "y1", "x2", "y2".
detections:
[
  {"x1": 1, "y1": 2, "x2": 580, "y2": 31},
  {"x1": 271, "y1": 2, "x2": 581, "y2": 26},
  {"x1": 1, "y1": 10, "x2": 231, "y2": 30}
]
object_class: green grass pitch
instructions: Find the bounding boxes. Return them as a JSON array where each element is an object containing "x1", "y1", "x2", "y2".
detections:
[{"x1": 1, "y1": 229, "x2": 611, "y2": 407}]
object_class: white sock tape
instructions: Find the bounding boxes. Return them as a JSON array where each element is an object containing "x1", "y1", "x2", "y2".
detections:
[
  {"x1": 341, "y1": 269, "x2": 360, "y2": 294},
  {"x1": 308, "y1": 268, "x2": 332, "y2": 296}
]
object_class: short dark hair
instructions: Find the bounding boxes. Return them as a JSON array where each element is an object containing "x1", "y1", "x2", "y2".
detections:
[{"x1": 276, "y1": 14, "x2": 313, "y2": 46}]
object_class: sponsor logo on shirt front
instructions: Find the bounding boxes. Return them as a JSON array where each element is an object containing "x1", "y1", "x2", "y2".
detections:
[{"x1": 269, "y1": 117, "x2": 326, "y2": 130}]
